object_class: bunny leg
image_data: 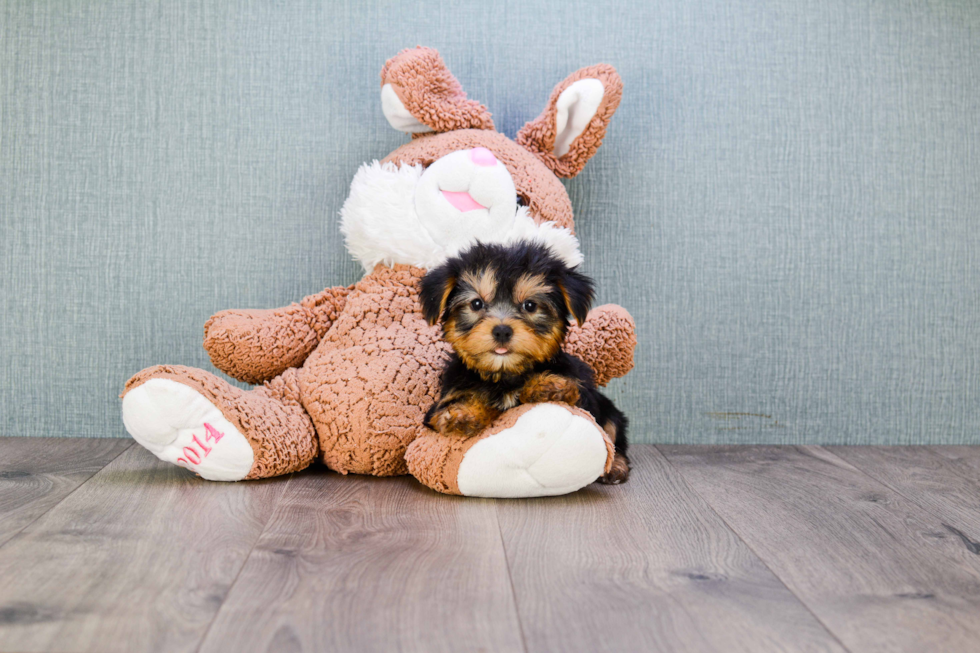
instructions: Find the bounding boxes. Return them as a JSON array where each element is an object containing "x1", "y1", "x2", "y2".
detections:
[
  {"x1": 405, "y1": 403, "x2": 614, "y2": 498},
  {"x1": 121, "y1": 365, "x2": 318, "y2": 480}
]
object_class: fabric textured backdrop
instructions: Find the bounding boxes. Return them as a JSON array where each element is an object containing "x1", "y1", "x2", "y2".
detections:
[{"x1": 2, "y1": 0, "x2": 978, "y2": 444}]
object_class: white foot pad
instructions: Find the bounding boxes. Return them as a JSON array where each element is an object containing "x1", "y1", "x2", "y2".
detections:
[
  {"x1": 122, "y1": 379, "x2": 254, "y2": 481},
  {"x1": 456, "y1": 404, "x2": 608, "y2": 498}
]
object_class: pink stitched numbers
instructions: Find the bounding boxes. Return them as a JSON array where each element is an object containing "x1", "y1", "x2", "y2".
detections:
[{"x1": 176, "y1": 423, "x2": 225, "y2": 467}]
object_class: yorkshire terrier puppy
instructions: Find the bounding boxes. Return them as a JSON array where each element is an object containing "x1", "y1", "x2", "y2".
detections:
[{"x1": 420, "y1": 241, "x2": 630, "y2": 484}]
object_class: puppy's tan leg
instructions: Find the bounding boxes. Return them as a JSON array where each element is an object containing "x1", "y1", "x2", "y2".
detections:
[
  {"x1": 599, "y1": 453, "x2": 630, "y2": 484},
  {"x1": 518, "y1": 372, "x2": 580, "y2": 406},
  {"x1": 598, "y1": 420, "x2": 630, "y2": 484},
  {"x1": 429, "y1": 393, "x2": 501, "y2": 438}
]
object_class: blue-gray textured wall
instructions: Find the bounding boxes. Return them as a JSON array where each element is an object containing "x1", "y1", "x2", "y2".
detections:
[{"x1": 2, "y1": 0, "x2": 978, "y2": 443}]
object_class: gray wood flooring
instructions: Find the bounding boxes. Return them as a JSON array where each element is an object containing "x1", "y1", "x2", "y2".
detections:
[{"x1": 0, "y1": 438, "x2": 978, "y2": 653}]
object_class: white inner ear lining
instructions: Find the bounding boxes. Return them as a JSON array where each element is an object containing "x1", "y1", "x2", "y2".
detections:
[
  {"x1": 553, "y1": 78, "x2": 605, "y2": 158},
  {"x1": 381, "y1": 83, "x2": 434, "y2": 134}
]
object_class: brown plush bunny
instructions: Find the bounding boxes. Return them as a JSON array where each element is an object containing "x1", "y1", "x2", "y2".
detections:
[{"x1": 121, "y1": 47, "x2": 636, "y2": 497}]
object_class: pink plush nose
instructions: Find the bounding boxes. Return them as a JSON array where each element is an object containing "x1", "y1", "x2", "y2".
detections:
[{"x1": 470, "y1": 147, "x2": 497, "y2": 166}]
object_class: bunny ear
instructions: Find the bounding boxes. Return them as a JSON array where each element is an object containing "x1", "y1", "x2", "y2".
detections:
[
  {"x1": 517, "y1": 64, "x2": 622, "y2": 178},
  {"x1": 380, "y1": 47, "x2": 495, "y2": 135}
]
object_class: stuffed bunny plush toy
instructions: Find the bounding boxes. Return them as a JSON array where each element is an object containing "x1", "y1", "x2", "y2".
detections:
[{"x1": 121, "y1": 47, "x2": 636, "y2": 497}]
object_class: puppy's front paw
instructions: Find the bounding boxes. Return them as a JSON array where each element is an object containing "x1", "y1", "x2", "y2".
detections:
[
  {"x1": 432, "y1": 402, "x2": 494, "y2": 438},
  {"x1": 599, "y1": 453, "x2": 630, "y2": 485},
  {"x1": 519, "y1": 373, "x2": 580, "y2": 406}
]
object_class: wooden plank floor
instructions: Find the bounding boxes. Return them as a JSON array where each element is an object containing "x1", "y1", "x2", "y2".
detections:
[
  {"x1": 660, "y1": 446, "x2": 980, "y2": 653},
  {"x1": 0, "y1": 438, "x2": 132, "y2": 548},
  {"x1": 0, "y1": 438, "x2": 978, "y2": 652}
]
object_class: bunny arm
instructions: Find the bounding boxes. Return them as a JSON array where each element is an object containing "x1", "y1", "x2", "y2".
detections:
[
  {"x1": 203, "y1": 285, "x2": 352, "y2": 385},
  {"x1": 563, "y1": 304, "x2": 636, "y2": 387}
]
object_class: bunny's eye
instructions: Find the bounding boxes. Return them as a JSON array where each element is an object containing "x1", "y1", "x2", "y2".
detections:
[{"x1": 470, "y1": 298, "x2": 484, "y2": 311}]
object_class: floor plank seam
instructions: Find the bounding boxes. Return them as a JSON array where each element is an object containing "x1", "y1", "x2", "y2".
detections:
[
  {"x1": 492, "y1": 500, "x2": 530, "y2": 653},
  {"x1": 816, "y1": 446, "x2": 980, "y2": 573},
  {"x1": 193, "y1": 472, "x2": 298, "y2": 653},
  {"x1": 924, "y1": 446, "x2": 980, "y2": 486},
  {"x1": 653, "y1": 445, "x2": 856, "y2": 653},
  {"x1": 0, "y1": 440, "x2": 135, "y2": 554}
]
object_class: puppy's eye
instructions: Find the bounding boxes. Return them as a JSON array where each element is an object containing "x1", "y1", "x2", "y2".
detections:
[
  {"x1": 522, "y1": 300, "x2": 537, "y2": 313},
  {"x1": 470, "y1": 298, "x2": 484, "y2": 311}
]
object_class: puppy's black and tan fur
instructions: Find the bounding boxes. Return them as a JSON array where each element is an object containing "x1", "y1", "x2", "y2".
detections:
[{"x1": 420, "y1": 241, "x2": 630, "y2": 484}]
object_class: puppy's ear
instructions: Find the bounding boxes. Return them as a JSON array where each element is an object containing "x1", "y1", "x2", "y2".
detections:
[
  {"x1": 557, "y1": 268, "x2": 595, "y2": 326},
  {"x1": 420, "y1": 263, "x2": 457, "y2": 325}
]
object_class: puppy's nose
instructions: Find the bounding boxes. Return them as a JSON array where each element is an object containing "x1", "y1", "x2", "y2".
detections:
[
  {"x1": 470, "y1": 147, "x2": 497, "y2": 167},
  {"x1": 492, "y1": 324, "x2": 513, "y2": 343}
]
